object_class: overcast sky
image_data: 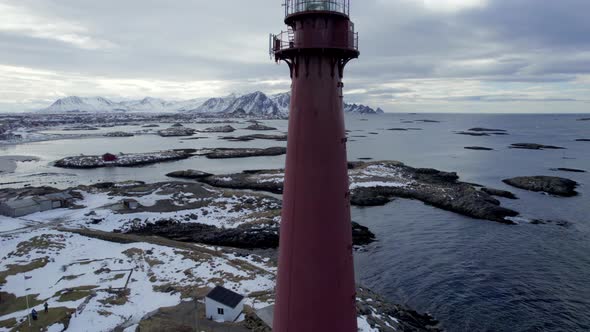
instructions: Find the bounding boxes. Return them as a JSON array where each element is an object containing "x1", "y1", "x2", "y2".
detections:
[{"x1": 1, "y1": 0, "x2": 589, "y2": 113}]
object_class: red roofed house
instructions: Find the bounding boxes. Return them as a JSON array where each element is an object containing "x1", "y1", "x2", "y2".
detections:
[{"x1": 102, "y1": 153, "x2": 117, "y2": 162}]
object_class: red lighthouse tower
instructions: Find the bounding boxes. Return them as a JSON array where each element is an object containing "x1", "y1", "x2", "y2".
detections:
[{"x1": 270, "y1": 1, "x2": 359, "y2": 331}]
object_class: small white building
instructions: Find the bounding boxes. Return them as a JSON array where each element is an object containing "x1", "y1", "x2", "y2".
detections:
[{"x1": 205, "y1": 286, "x2": 245, "y2": 322}]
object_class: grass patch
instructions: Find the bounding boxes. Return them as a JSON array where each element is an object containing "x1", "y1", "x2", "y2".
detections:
[
  {"x1": 54, "y1": 285, "x2": 98, "y2": 302},
  {"x1": 10, "y1": 307, "x2": 74, "y2": 332},
  {"x1": 97, "y1": 290, "x2": 129, "y2": 306},
  {"x1": 0, "y1": 257, "x2": 49, "y2": 285},
  {"x1": 8, "y1": 235, "x2": 66, "y2": 258},
  {"x1": 0, "y1": 292, "x2": 45, "y2": 316},
  {"x1": 0, "y1": 318, "x2": 17, "y2": 329},
  {"x1": 97, "y1": 310, "x2": 112, "y2": 317}
]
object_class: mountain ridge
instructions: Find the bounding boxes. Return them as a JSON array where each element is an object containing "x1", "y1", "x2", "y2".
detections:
[{"x1": 41, "y1": 92, "x2": 385, "y2": 117}]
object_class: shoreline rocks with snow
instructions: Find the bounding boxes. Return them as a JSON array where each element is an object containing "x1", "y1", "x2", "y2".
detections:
[
  {"x1": 200, "y1": 147, "x2": 287, "y2": 159},
  {"x1": 196, "y1": 161, "x2": 520, "y2": 224},
  {"x1": 503, "y1": 176, "x2": 579, "y2": 197},
  {"x1": 104, "y1": 131, "x2": 134, "y2": 137},
  {"x1": 198, "y1": 125, "x2": 235, "y2": 133},
  {"x1": 54, "y1": 150, "x2": 195, "y2": 169},
  {"x1": 244, "y1": 123, "x2": 278, "y2": 131},
  {"x1": 157, "y1": 126, "x2": 196, "y2": 137},
  {"x1": 127, "y1": 219, "x2": 375, "y2": 249},
  {"x1": 166, "y1": 170, "x2": 213, "y2": 180}
]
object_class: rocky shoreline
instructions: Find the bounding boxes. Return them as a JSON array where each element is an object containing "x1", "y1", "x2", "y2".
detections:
[
  {"x1": 127, "y1": 219, "x2": 375, "y2": 249},
  {"x1": 503, "y1": 176, "x2": 579, "y2": 197},
  {"x1": 54, "y1": 149, "x2": 195, "y2": 169},
  {"x1": 199, "y1": 147, "x2": 287, "y2": 159},
  {"x1": 193, "y1": 160, "x2": 521, "y2": 224}
]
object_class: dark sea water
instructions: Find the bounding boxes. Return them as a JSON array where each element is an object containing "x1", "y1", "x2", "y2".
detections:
[{"x1": 2, "y1": 113, "x2": 589, "y2": 331}]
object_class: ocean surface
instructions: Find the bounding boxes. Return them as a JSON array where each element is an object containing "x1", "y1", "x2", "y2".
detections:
[{"x1": 1, "y1": 113, "x2": 589, "y2": 331}]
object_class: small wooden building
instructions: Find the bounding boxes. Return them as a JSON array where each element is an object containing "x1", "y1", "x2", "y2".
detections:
[
  {"x1": 122, "y1": 199, "x2": 139, "y2": 210},
  {"x1": 205, "y1": 286, "x2": 245, "y2": 322}
]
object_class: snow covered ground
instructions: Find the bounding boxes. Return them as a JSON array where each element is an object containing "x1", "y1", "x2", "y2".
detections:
[{"x1": 0, "y1": 228, "x2": 275, "y2": 331}]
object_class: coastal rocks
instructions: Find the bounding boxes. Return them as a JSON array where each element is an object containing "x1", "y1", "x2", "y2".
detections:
[
  {"x1": 104, "y1": 132, "x2": 134, "y2": 137},
  {"x1": 530, "y1": 219, "x2": 572, "y2": 227},
  {"x1": 416, "y1": 119, "x2": 441, "y2": 123},
  {"x1": 465, "y1": 146, "x2": 494, "y2": 151},
  {"x1": 157, "y1": 127, "x2": 195, "y2": 137},
  {"x1": 141, "y1": 124, "x2": 160, "y2": 128},
  {"x1": 576, "y1": 139, "x2": 590, "y2": 142},
  {"x1": 456, "y1": 128, "x2": 508, "y2": 136},
  {"x1": 201, "y1": 147, "x2": 286, "y2": 159},
  {"x1": 387, "y1": 128, "x2": 422, "y2": 131},
  {"x1": 166, "y1": 170, "x2": 213, "y2": 180},
  {"x1": 481, "y1": 187, "x2": 518, "y2": 199},
  {"x1": 199, "y1": 125, "x2": 235, "y2": 133},
  {"x1": 219, "y1": 134, "x2": 287, "y2": 142},
  {"x1": 510, "y1": 143, "x2": 566, "y2": 150},
  {"x1": 356, "y1": 287, "x2": 441, "y2": 332},
  {"x1": 468, "y1": 127, "x2": 507, "y2": 132},
  {"x1": 550, "y1": 168, "x2": 586, "y2": 173},
  {"x1": 63, "y1": 126, "x2": 99, "y2": 131},
  {"x1": 503, "y1": 176, "x2": 578, "y2": 197},
  {"x1": 198, "y1": 161, "x2": 520, "y2": 224},
  {"x1": 456, "y1": 131, "x2": 491, "y2": 137},
  {"x1": 577, "y1": 118, "x2": 590, "y2": 121},
  {"x1": 244, "y1": 124, "x2": 277, "y2": 131},
  {"x1": 128, "y1": 219, "x2": 375, "y2": 249},
  {"x1": 54, "y1": 150, "x2": 194, "y2": 169}
]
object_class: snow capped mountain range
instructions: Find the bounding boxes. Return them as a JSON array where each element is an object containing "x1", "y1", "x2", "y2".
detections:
[{"x1": 41, "y1": 92, "x2": 384, "y2": 117}]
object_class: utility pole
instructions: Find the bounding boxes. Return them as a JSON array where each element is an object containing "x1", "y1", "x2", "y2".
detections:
[{"x1": 24, "y1": 275, "x2": 31, "y2": 327}]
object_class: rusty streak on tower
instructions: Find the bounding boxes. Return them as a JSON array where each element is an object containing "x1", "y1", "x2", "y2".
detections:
[{"x1": 270, "y1": 1, "x2": 359, "y2": 331}]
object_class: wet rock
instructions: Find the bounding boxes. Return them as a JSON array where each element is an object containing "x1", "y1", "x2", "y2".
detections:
[
  {"x1": 127, "y1": 219, "x2": 375, "y2": 249},
  {"x1": 201, "y1": 147, "x2": 286, "y2": 159},
  {"x1": 219, "y1": 134, "x2": 287, "y2": 142},
  {"x1": 503, "y1": 176, "x2": 578, "y2": 197},
  {"x1": 530, "y1": 219, "x2": 572, "y2": 228},
  {"x1": 356, "y1": 287, "x2": 441, "y2": 332},
  {"x1": 456, "y1": 131, "x2": 490, "y2": 137},
  {"x1": 388, "y1": 128, "x2": 409, "y2": 131},
  {"x1": 166, "y1": 170, "x2": 213, "y2": 180},
  {"x1": 481, "y1": 187, "x2": 518, "y2": 199},
  {"x1": 416, "y1": 119, "x2": 441, "y2": 123},
  {"x1": 200, "y1": 161, "x2": 520, "y2": 224},
  {"x1": 550, "y1": 168, "x2": 586, "y2": 173},
  {"x1": 509, "y1": 143, "x2": 566, "y2": 150},
  {"x1": 575, "y1": 139, "x2": 590, "y2": 142},
  {"x1": 351, "y1": 190, "x2": 393, "y2": 206},
  {"x1": 104, "y1": 131, "x2": 134, "y2": 137},
  {"x1": 468, "y1": 127, "x2": 507, "y2": 132},
  {"x1": 465, "y1": 146, "x2": 494, "y2": 151},
  {"x1": 245, "y1": 124, "x2": 277, "y2": 131},
  {"x1": 158, "y1": 127, "x2": 195, "y2": 137},
  {"x1": 577, "y1": 118, "x2": 590, "y2": 121},
  {"x1": 141, "y1": 124, "x2": 160, "y2": 128},
  {"x1": 199, "y1": 125, "x2": 235, "y2": 133}
]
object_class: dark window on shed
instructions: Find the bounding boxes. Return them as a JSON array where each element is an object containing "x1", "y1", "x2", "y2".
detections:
[{"x1": 217, "y1": 308, "x2": 224, "y2": 315}]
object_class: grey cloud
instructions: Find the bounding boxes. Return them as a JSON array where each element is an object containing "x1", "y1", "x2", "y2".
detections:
[{"x1": 0, "y1": 0, "x2": 589, "y2": 112}]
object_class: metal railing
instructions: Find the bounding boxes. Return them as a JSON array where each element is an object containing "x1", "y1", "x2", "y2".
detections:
[
  {"x1": 284, "y1": 0, "x2": 351, "y2": 17},
  {"x1": 269, "y1": 28, "x2": 359, "y2": 57}
]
